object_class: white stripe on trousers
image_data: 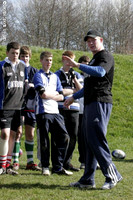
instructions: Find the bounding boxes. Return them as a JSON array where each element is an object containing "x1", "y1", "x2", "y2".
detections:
[{"x1": 107, "y1": 164, "x2": 118, "y2": 183}]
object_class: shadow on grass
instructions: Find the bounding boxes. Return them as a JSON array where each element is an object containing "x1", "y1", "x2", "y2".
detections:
[
  {"x1": 113, "y1": 159, "x2": 133, "y2": 163},
  {"x1": 0, "y1": 183, "x2": 102, "y2": 191}
]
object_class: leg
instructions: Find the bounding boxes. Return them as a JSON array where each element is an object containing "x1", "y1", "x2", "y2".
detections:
[
  {"x1": 51, "y1": 114, "x2": 69, "y2": 171},
  {"x1": 78, "y1": 114, "x2": 85, "y2": 169},
  {"x1": 12, "y1": 125, "x2": 23, "y2": 170},
  {"x1": 80, "y1": 103, "x2": 122, "y2": 186},
  {"x1": 36, "y1": 114, "x2": 50, "y2": 168},
  {"x1": 6, "y1": 129, "x2": 16, "y2": 168},
  {"x1": 51, "y1": 114, "x2": 72, "y2": 176},
  {"x1": 24, "y1": 111, "x2": 41, "y2": 171},
  {"x1": 60, "y1": 110, "x2": 79, "y2": 171}
]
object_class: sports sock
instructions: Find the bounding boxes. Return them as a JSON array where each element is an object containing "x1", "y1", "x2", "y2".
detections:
[
  {"x1": 6, "y1": 154, "x2": 12, "y2": 168},
  {"x1": 0, "y1": 138, "x2": 8, "y2": 168},
  {"x1": 25, "y1": 140, "x2": 34, "y2": 164},
  {"x1": 12, "y1": 141, "x2": 20, "y2": 164}
]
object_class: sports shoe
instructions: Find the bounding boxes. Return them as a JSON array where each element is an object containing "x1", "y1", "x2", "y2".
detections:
[
  {"x1": 64, "y1": 163, "x2": 80, "y2": 172},
  {"x1": 102, "y1": 177, "x2": 123, "y2": 190},
  {"x1": 42, "y1": 167, "x2": 50, "y2": 176},
  {"x1": 80, "y1": 163, "x2": 85, "y2": 169},
  {"x1": 13, "y1": 163, "x2": 19, "y2": 170},
  {"x1": 52, "y1": 168, "x2": 73, "y2": 175},
  {"x1": 0, "y1": 167, "x2": 6, "y2": 175},
  {"x1": 26, "y1": 163, "x2": 42, "y2": 171},
  {"x1": 6, "y1": 167, "x2": 18, "y2": 175},
  {"x1": 70, "y1": 181, "x2": 96, "y2": 189}
]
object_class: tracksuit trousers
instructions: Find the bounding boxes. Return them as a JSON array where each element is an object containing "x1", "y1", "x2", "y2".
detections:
[{"x1": 79, "y1": 102, "x2": 122, "y2": 185}]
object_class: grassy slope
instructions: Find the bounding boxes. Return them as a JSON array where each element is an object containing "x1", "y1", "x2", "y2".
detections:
[{"x1": 0, "y1": 46, "x2": 133, "y2": 200}]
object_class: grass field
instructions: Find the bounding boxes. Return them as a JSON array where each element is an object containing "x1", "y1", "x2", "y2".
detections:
[{"x1": 0, "y1": 46, "x2": 133, "y2": 200}]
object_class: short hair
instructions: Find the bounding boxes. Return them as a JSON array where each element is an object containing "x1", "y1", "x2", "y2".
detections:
[
  {"x1": 62, "y1": 50, "x2": 75, "y2": 59},
  {"x1": 78, "y1": 55, "x2": 90, "y2": 63},
  {"x1": 6, "y1": 42, "x2": 20, "y2": 52},
  {"x1": 20, "y1": 46, "x2": 32, "y2": 58},
  {"x1": 40, "y1": 51, "x2": 53, "y2": 60}
]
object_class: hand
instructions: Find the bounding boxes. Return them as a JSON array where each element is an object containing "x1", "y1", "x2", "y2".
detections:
[
  {"x1": 62, "y1": 55, "x2": 80, "y2": 68},
  {"x1": 64, "y1": 96, "x2": 74, "y2": 109}
]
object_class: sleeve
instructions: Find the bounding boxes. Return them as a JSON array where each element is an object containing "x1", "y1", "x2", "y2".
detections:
[
  {"x1": 34, "y1": 72, "x2": 44, "y2": 89},
  {"x1": 73, "y1": 87, "x2": 84, "y2": 100},
  {"x1": 56, "y1": 75, "x2": 63, "y2": 92},
  {"x1": 75, "y1": 71, "x2": 84, "y2": 83},
  {"x1": 55, "y1": 70, "x2": 60, "y2": 78},
  {"x1": 24, "y1": 66, "x2": 28, "y2": 80},
  {"x1": 0, "y1": 65, "x2": 4, "y2": 100},
  {"x1": 79, "y1": 64, "x2": 106, "y2": 77}
]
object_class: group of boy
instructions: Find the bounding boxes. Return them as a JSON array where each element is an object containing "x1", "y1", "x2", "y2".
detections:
[
  {"x1": 0, "y1": 42, "x2": 84, "y2": 176},
  {"x1": 0, "y1": 28, "x2": 122, "y2": 190}
]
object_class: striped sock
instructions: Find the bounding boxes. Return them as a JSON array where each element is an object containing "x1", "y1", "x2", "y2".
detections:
[
  {"x1": 0, "y1": 138, "x2": 8, "y2": 168},
  {"x1": 6, "y1": 154, "x2": 12, "y2": 168},
  {"x1": 0, "y1": 155, "x2": 7, "y2": 168},
  {"x1": 25, "y1": 140, "x2": 34, "y2": 164},
  {"x1": 12, "y1": 141, "x2": 20, "y2": 164}
]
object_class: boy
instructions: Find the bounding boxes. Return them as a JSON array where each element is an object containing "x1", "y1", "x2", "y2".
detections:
[
  {"x1": 0, "y1": 42, "x2": 28, "y2": 175},
  {"x1": 54, "y1": 51, "x2": 83, "y2": 171},
  {"x1": 34, "y1": 51, "x2": 72, "y2": 176},
  {"x1": 12, "y1": 46, "x2": 41, "y2": 171}
]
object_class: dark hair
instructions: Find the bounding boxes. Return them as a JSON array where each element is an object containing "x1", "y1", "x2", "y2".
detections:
[
  {"x1": 40, "y1": 51, "x2": 53, "y2": 60},
  {"x1": 20, "y1": 46, "x2": 32, "y2": 58},
  {"x1": 78, "y1": 55, "x2": 90, "y2": 63},
  {"x1": 6, "y1": 42, "x2": 20, "y2": 52}
]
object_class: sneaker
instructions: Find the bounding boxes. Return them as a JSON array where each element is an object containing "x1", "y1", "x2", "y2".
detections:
[
  {"x1": 13, "y1": 163, "x2": 19, "y2": 170},
  {"x1": 80, "y1": 163, "x2": 85, "y2": 169},
  {"x1": 52, "y1": 168, "x2": 73, "y2": 176},
  {"x1": 70, "y1": 181, "x2": 96, "y2": 189},
  {"x1": 6, "y1": 167, "x2": 18, "y2": 175},
  {"x1": 42, "y1": 167, "x2": 50, "y2": 176},
  {"x1": 0, "y1": 167, "x2": 6, "y2": 175},
  {"x1": 64, "y1": 163, "x2": 80, "y2": 172},
  {"x1": 102, "y1": 181, "x2": 117, "y2": 190},
  {"x1": 102, "y1": 176, "x2": 123, "y2": 190},
  {"x1": 26, "y1": 163, "x2": 42, "y2": 171}
]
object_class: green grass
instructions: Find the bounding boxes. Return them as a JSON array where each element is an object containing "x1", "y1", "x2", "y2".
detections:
[{"x1": 0, "y1": 46, "x2": 133, "y2": 200}]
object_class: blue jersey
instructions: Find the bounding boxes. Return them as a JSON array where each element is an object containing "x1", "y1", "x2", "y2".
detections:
[
  {"x1": 0, "y1": 59, "x2": 28, "y2": 110},
  {"x1": 55, "y1": 68, "x2": 83, "y2": 111},
  {"x1": 23, "y1": 65, "x2": 38, "y2": 111},
  {"x1": 34, "y1": 69, "x2": 63, "y2": 114}
]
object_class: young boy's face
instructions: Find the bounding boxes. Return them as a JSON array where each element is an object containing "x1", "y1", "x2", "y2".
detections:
[
  {"x1": 40, "y1": 56, "x2": 52, "y2": 72},
  {"x1": 6, "y1": 48, "x2": 20, "y2": 63},
  {"x1": 20, "y1": 54, "x2": 30, "y2": 66}
]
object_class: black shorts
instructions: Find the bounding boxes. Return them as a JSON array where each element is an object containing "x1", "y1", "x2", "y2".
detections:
[
  {"x1": 23, "y1": 111, "x2": 36, "y2": 128},
  {"x1": 0, "y1": 110, "x2": 23, "y2": 132}
]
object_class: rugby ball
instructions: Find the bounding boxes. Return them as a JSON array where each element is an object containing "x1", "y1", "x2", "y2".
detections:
[
  {"x1": 112, "y1": 149, "x2": 126, "y2": 159},
  {"x1": 19, "y1": 149, "x2": 23, "y2": 157}
]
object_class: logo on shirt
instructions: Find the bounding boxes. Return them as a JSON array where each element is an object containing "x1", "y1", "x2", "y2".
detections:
[
  {"x1": 7, "y1": 81, "x2": 23, "y2": 89},
  {"x1": 20, "y1": 71, "x2": 24, "y2": 77},
  {"x1": 7, "y1": 72, "x2": 13, "y2": 76}
]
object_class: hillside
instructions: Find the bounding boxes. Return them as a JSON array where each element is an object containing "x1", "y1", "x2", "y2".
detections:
[{"x1": 0, "y1": 45, "x2": 133, "y2": 139}]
